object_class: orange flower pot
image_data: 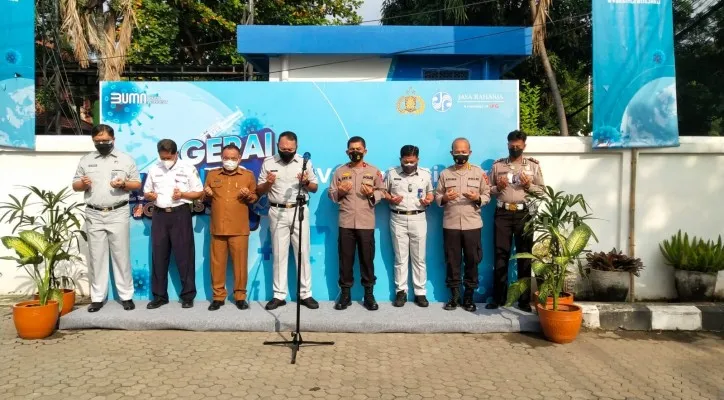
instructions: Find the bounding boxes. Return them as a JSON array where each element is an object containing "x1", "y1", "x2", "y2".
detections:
[
  {"x1": 535, "y1": 291, "x2": 574, "y2": 306},
  {"x1": 33, "y1": 289, "x2": 76, "y2": 316},
  {"x1": 12, "y1": 300, "x2": 59, "y2": 340},
  {"x1": 536, "y1": 303, "x2": 583, "y2": 344}
]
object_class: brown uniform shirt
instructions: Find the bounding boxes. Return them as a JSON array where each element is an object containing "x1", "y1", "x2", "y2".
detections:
[
  {"x1": 204, "y1": 167, "x2": 258, "y2": 236},
  {"x1": 435, "y1": 163, "x2": 491, "y2": 230},
  {"x1": 328, "y1": 162, "x2": 385, "y2": 229},
  {"x1": 488, "y1": 157, "x2": 544, "y2": 204}
]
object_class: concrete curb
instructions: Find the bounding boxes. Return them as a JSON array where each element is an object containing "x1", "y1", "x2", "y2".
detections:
[{"x1": 578, "y1": 302, "x2": 724, "y2": 331}]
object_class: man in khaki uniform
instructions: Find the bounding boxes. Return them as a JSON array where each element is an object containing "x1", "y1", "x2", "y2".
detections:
[
  {"x1": 203, "y1": 143, "x2": 258, "y2": 311},
  {"x1": 435, "y1": 137, "x2": 491, "y2": 312},
  {"x1": 328, "y1": 136, "x2": 385, "y2": 311},
  {"x1": 487, "y1": 130, "x2": 544, "y2": 312}
]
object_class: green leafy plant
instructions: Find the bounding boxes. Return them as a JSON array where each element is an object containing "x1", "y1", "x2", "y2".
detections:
[
  {"x1": 520, "y1": 80, "x2": 543, "y2": 136},
  {"x1": 1, "y1": 231, "x2": 75, "y2": 307},
  {"x1": 660, "y1": 230, "x2": 724, "y2": 273},
  {"x1": 0, "y1": 186, "x2": 86, "y2": 290},
  {"x1": 585, "y1": 248, "x2": 644, "y2": 276},
  {"x1": 505, "y1": 186, "x2": 597, "y2": 310}
]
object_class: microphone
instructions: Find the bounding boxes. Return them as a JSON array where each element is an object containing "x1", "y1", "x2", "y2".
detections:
[{"x1": 302, "y1": 152, "x2": 311, "y2": 170}]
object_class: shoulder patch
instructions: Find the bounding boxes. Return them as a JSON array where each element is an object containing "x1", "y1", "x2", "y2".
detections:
[
  {"x1": 494, "y1": 158, "x2": 507, "y2": 164},
  {"x1": 526, "y1": 157, "x2": 540, "y2": 164}
]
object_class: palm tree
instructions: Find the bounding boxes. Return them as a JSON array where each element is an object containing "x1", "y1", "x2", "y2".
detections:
[
  {"x1": 530, "y1": 0, "x2": 568, "y2": 136},
  {"x1": 60, "y1": 0, "x2": 136, "y2": 80}
]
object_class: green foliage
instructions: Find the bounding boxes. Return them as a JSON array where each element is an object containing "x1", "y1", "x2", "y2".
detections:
[
  {"x1": 0, "y1": 186, "x2": 86, "y2": 290},
  {"x1": 520, "y1": 80, "x2": 543, "y2": 135},
  {"x1": 660, "y1": 231, "x2": 724, "y2": 273},
  {"x1": 585, "y1": 248, "x2": 644, "y2": 276},
  {"x1": 127, "y1": 0, "x2": 180, "y2": 64},
  {"x1": 505, "y1": 186, "x2": 596, "y2": 310}
]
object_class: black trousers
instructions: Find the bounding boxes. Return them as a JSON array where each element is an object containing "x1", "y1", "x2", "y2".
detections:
[
  {"x1": 338, "y1": 228, "x2": 376, "y2": 288},
  {"x1": 443, "y1": 228, "x2": 482, "y2": 290},
  {"x1": 493, "y1": 208, "x2": 533, "y2": 305},
  {"x1": 151, "y1": 205, "x2": 196, "y2": 301}
]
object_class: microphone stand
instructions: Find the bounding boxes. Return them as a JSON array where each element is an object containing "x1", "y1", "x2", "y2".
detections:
[{"x1": 263, "y1": 156, "x2": 334, "y2": 364}]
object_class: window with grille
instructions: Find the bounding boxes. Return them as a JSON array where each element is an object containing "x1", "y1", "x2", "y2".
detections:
[{"x1": 422, "y1": 68, "x2": 470, "y2": 80}]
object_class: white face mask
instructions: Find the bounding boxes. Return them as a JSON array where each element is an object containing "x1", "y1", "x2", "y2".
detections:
[
  {"x1": 162, "y1": 160, "x2": 175, "y2": 170},
  {"x1": 222, "y1": 160, "x2": 239, "y2": 171}
]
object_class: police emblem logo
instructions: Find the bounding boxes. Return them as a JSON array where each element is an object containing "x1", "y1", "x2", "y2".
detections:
[{"x1": 396, "y1": 88, "x2": 425, "y2": 115}]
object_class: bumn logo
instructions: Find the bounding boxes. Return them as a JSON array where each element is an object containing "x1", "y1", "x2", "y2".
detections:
[{"x1": 110, "y1": 92, "x2": 167, "y2": 105}]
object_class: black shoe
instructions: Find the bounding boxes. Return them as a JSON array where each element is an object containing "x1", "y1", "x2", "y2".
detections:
[
  {"x1": 121, "y1": 300, "x2": 135, "y2": 311},
  {"x1": 518, "y1": 302, "x2": 533, "y2": 313},
  {"x1": 88, "y1": 302, "x2": 103, "y2": 313},
  {"x1": 335, "y1": 288, "x2": 351, "y2": 310},
  {"x1": 414, "y1": 295, "x2": 429, "y2": 308},
  {"x1": 485, "y1": 302, "x2": 500, "y2": 310},
  {"x1": 146, "y1": 299, "x2": 169, "y2": 309},
  {"x1": 444, "y1": 288, "x2": 460, "y2": 311},
  {"x1": 182, "y1": 300, "x2": 194, "y2": 309},
  {"x1": 462, "y1": 289, "x2": 477, "y2": 312},
  {"x1": 363, "y1": 287, "x2": 379, "y2": 311},
  {"x1": 236, "y1": 300, "x2": 249, "y2": 310},
  {"x1": 265, "y1": 298, "x2": 286, "y2": 310},
  {"x1": 300, "y1": 297, "x2": 319, "y2": 309},
  {"x1": 208, "y1": 300, "x2": 224, "y2": 311},
  {"x1": 392, "y1": 291, "x2": 406, "y2": 307}
]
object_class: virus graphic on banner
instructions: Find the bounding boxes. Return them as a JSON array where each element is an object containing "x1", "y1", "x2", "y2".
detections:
[{"x1": 102, "y1": 81, "x2": 159, "y2": 134}]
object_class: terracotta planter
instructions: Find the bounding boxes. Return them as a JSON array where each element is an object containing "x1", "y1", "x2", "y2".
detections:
[
  {"x1": 590, "y1": 269, "x2": 630, "y2": 302},
  {"x1": 536, "y1": 303, "x2": 583, "y2": 344},
  {"x1": 33, "y1": 289, "x2": 76, "y2": 316},
  {"x1": 534, "y1": 291, "x2": 574, "y2": 306},
  {"x1": 12, "y1": 300, "x2": 59, "y2": 340},
  {"x1": 674, "y1": 270, "x2": 717, "y2": 301}
]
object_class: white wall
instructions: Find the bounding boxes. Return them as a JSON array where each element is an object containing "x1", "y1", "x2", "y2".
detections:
[
  {"x1": 1, "y1": 135, "x2": 722, "y2": 300},
  {"x1": 268, "y1": 55, "x2": 392, "y2": 82}
]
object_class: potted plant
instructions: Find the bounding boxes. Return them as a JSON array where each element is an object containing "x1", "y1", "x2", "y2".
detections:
[
  {"x1": 660, "y1": 231, "x2": 724, "y2": 301},
  {"x1": 0, "y1": 186, "x2": 86, "y2": 315},
  {"x1": 584, "y1": 248, "x2": 644, "y2": 302},
  {"x1": 505, "y1": 186, "x2": 596, "y2": 344},
  {"x1": 1, "y1": 230, "x2": 77, "y2": 339}
]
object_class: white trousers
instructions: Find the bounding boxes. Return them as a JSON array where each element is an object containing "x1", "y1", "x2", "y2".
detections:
[
  {"x1": 85, "y1": 207, "x2": 134, "y2": 302},
  {"x1": 269, "y1": 206, "x2": 312, "y2": 300},
  {"x1": 390, "y1": 212, "x2": 427, "y2": 295}
]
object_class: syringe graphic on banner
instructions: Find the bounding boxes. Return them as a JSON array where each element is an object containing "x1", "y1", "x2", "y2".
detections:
[{"x1": 137, "y1": 108, "x2": 245, "y2": 172}]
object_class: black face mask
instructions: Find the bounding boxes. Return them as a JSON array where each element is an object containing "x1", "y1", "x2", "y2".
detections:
[
  {"x1": 348, "y1": 151, "x2": 363, "y2": 162},
  {"x1": 95, "y1": 142, "x2": 114, "y2": 156},
  {"x1": 453, "y1": 154, "x2": 469, "y2": 165},
  {"x1": 279, "y1": 151, "x2": 296, "y2": 163},
  {"x1": 508, "y1": 148, "x2": 524, "y2": 158},
  {"x1": 401, "y1": 163, "x2": 417, "y2": 174}
]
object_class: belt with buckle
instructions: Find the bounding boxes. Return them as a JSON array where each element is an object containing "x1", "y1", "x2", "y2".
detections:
[
  {"x1": 391, "y1": 209, "x2": 425, "y2": 215},
  {"x1": 270, "y1": 201, "x2": 307, "y2": 209},
  {"x1": 497, "y1": 201, "x2": 526, "y2": 211},
  {"x1": 87, "y1": 201, "x2": 128, "y2": 212},
  {"x1": 157, "y1": 204, "x2": 189, "y2": 213}
]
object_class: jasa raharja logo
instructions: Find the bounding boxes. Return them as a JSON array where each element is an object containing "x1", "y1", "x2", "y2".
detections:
[{"x1": 110, "y1": 92, "x2": 168, "y2": 105}]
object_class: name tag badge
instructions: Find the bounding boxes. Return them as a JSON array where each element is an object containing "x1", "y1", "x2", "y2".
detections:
[{"x1": 507, "y1": 172, "x2": 513, "y2": 184}]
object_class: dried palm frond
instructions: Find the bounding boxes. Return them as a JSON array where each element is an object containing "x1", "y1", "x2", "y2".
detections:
[
  {"x1": 531, "y1": 0, "x2": 552, "y2": 56},
  {"x1": 60, "y1": 0, "x2": 91, "y2": 67}
]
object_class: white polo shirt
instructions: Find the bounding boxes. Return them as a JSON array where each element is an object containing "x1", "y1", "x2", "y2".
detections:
[
  {"x1": 258, "y1": 154, "x2": 318, "y2": 205},
  {"x1": 143, "y1": 159, "x2": 203, "y2": 209}
]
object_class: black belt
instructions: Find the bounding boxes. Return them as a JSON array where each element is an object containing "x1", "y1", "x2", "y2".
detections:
[
  {"x1": 154, "y1": 204, "x2": 189, "y2": 213},
  {"x1": 270, "y1": 201, "x2": 307, "y2": 209},
  {"x1": 86, "y1": 201, "x2": 128, "y2": 212},
  {"x1": 391, "y1": 209, "x2": 425, "y2": 215}
]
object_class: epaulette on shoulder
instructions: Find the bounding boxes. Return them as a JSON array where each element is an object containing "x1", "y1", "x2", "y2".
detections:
[
  {"x1": 493, "y1": 158, "x2": 507, "y2": 164},
  {"x1": 386, "y1": 166, "x2": 398, "y2": 172},
  {"x1": 418, "y1": 167, "x2": 431, "y2": 174},
  {"x1": 526, "y1": 157, "x2": 540, "y2": 164}
]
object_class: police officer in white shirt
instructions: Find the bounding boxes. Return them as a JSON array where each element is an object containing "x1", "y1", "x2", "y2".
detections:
[
  {"x1": 257, "y1": 131, "x2": 320, "y2": 310},
  {"x1": 133, "y1": 139, "x2": 203, "y2": 309},
  {"x1": 384, "y1": 145, "x2": 434, "y2": 307}
]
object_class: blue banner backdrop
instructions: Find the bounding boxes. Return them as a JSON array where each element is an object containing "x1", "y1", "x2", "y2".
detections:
[
  {"x1": 101, "y1": 81, "x2": 519, "y2": 303},
  {"x1": 0, "y1": 0, "x2": 35, "y2": 149},
  {"x1": 592, "y1": 0, "x2": 679, "y2": 149}
]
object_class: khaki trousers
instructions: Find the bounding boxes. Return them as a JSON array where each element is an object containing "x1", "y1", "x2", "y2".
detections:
[{"x1": 210, "y1": 234, "x2": 248, "y2": 301}]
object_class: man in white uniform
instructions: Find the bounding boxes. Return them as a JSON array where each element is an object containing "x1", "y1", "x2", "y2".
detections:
[
  {"x1": 257, "y1": 131, "x2": 319, "y2": 310},
  {"x1": 133, "y1": 139, "x2": 203, "y2": 309},
  {"x1": 73, "y1": 124, "x2": 142, "y2": 313},
  {"x1": 384, "y1": 145, "x2": 433, "y2": 307}
]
